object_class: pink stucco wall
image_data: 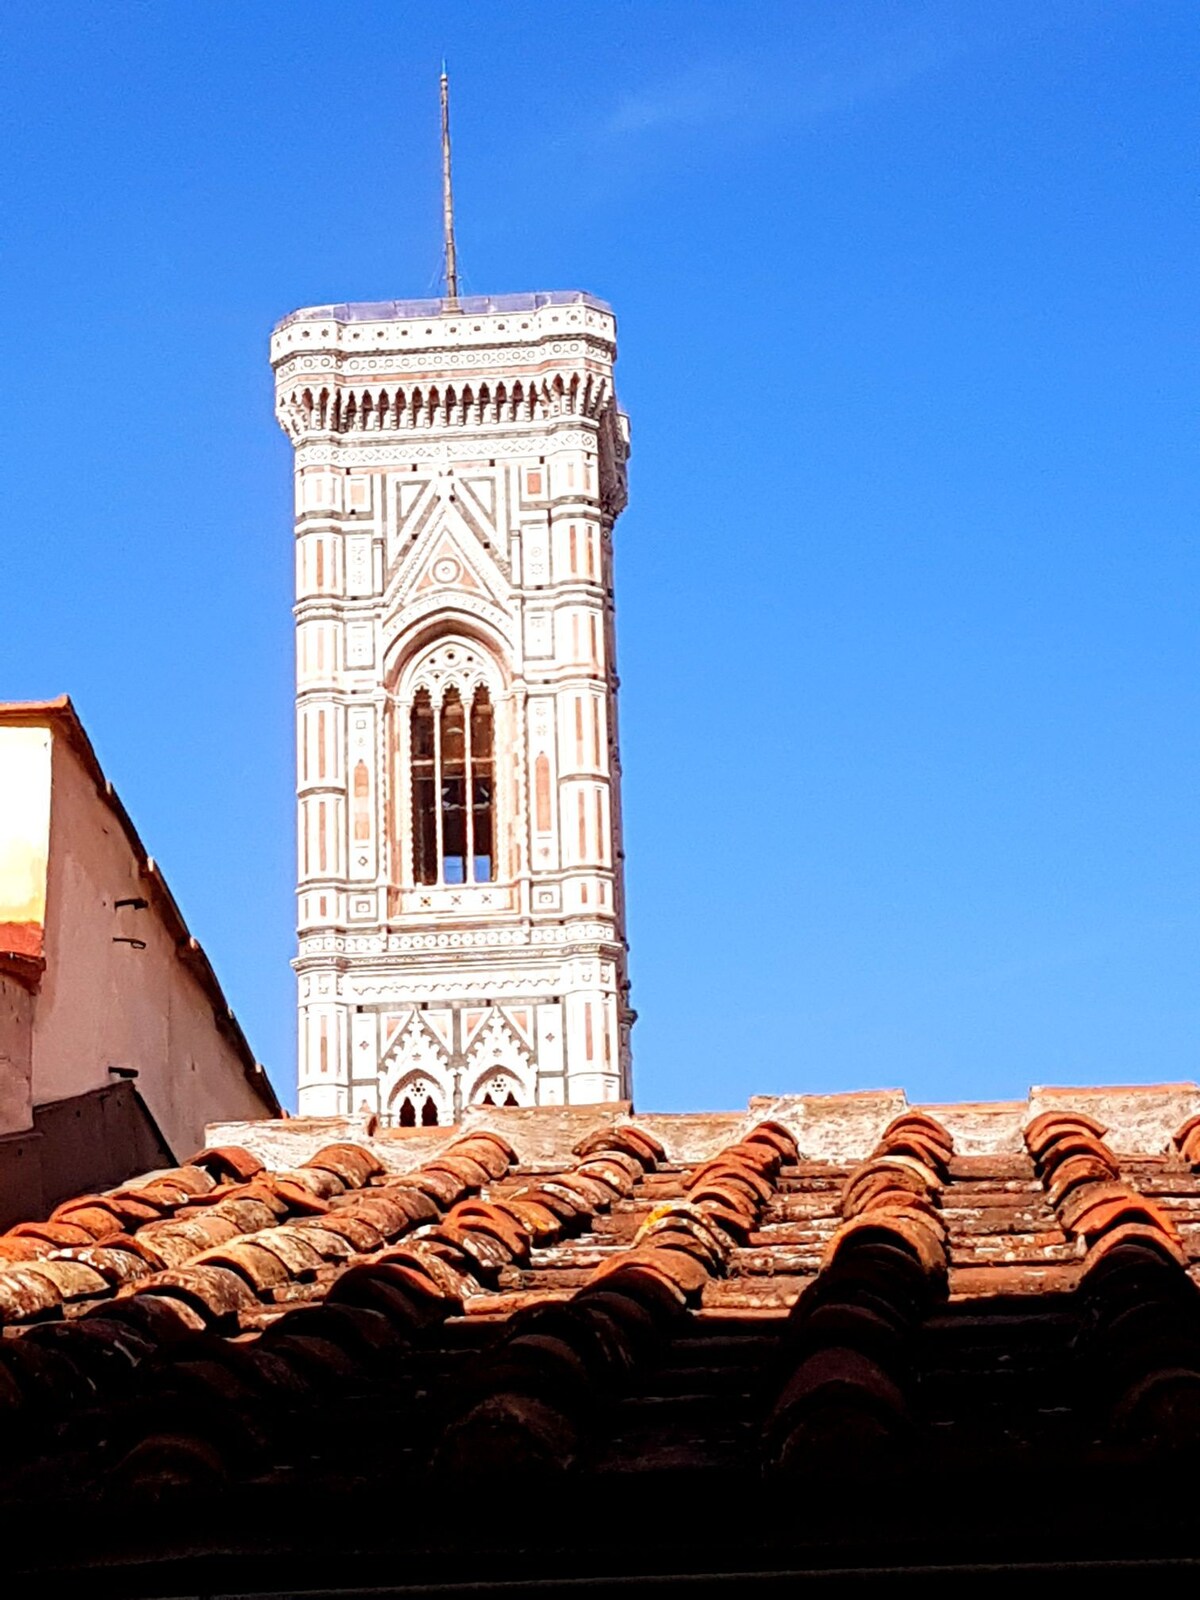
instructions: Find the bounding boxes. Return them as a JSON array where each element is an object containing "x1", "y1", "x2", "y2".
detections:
[{"x1": 0, "y1": 710, "x2": 276, "y2": 1155}]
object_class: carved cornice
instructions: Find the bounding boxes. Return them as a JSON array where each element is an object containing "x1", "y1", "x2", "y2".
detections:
[
  {"x1": 273, "y1": 337, "x2": 613, "y2": 382},
  {"x1": 297, "y1": 919, "x2": 620, "y2": 956},
  {"x1": 293, "y1": 428, "x2": 599, "y2": 468}
]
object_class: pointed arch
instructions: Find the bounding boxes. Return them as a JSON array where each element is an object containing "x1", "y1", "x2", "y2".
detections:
[{"x1": 387, "y1": 1069, "x2": 446, "y2": 1128}]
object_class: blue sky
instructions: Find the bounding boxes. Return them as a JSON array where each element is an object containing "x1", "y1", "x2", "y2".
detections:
[{"x1": 1, "y1": 1, "x2": 1196, "y2": 1111}]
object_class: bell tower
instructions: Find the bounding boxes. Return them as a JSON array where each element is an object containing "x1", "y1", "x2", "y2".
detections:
[{"x1": 271, "y1": 285, "x2": 633, "y2": 1120}]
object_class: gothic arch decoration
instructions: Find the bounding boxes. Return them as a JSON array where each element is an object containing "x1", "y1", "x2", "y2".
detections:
[
  {"x1": 379, "y1": 1015, "x2": 451, "y2": 1125},
  {"x1": 473, "y1": 1072, "x2": 522, "y2": 1109},
  {"x1": 382, "y1": 494, "x2": 511, "y2": 628},
  {"x1": 466, "y1": 1011, "x2": 533, "y2": 1108},
  {"x1": 383, "y1": 609, "x2": 512, "y2": 699},
  {"x1": 388, "y1": 633, "x2": 510, "y2": 890},
  {"x1": 388, "y1": 1070, "x2": 446, "y2": 1127},
  {"x1": 396, "y1": 633, "x2": 504, "y2": 707}
]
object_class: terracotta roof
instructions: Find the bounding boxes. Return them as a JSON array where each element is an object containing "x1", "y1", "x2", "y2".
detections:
[{"x1": 6, "y1": 1085, "x2": 1200, "y2": 1586}]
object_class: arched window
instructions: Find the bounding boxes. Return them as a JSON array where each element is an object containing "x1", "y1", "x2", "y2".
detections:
[
  {"x1": 409, "y1": 682, "x2": 495, "y2": 886},
  {"x1": 391, "y1": 1075, "x2": 442, "y2": 1128},
  {"x1": 473, "y1": 1071, "x2": 523, "y2": 1109}
]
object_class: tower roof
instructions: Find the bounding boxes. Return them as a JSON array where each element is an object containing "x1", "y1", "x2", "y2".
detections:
[{"x1": 273, "y1": 289, "x2": 612, "y2": 334}]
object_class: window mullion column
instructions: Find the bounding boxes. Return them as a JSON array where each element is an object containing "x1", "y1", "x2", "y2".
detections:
[
  {"x1": 433, "y1": 692, "x2": 444, "y2": 887},
  {"x1": 464, "y1": 688, "x2": 475, "y2": 883},
  {"x1": 397, "y1": 695, "x2": 412, "y2": 889}
]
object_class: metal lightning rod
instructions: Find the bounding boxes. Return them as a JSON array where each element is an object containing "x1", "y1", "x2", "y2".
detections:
[{"x1": 439, "y1": 64, "x2": 460, "y2": 304}]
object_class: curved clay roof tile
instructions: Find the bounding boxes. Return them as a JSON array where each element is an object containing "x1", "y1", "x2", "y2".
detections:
[
  {"x1": 0, "y1": 1237, "x2": 49, "y2": 1264},
  {"x1": 764, "y1": 1345, "x2": 912, "y2": 1473},
  {"x1": 584, "y1": 1257, "x2": 690, "y2": 1316},
  {"x1": 426, "y1": 1153, "x2": 494, "y2": 1190},
  {"x1": 721, "y1": 1140, "x2": 782, "y2": 1177},
  {"x1": 744, "y1": 1121, "x2": 800, "y2": 1162},
  {"x1": 381, "y1": 1243, "x2": 477, "y2": 1301},
  {"x1": 686, "y1": 1180, "x2": 760, "y2": 1222},
  {"x1": 591, "y1": 1247, "x2": 705, "y2": 1303},
  {"x1": 92, "y1": 1233, "x2": 169, "y2": 1271},
  {"x1": 540, "y1": 1171, "x2": 614, "y2": 1211},
  {"x1": 19, "y1": 1259, "x2": 110, "y2": 1303},
  {"x1": 273, "y1": 1301, "x2": 404, "y2": 1362},
  {"x1": 1173, "y1": 1114, "x2": 1200, "y2": 1165},
  {"x1": 1062, "y1": 1185, "x2": 1181, "y2": 1244},
  {"x1": 48, "y1": 1200, "x2": 125, "y2": 1240},
  {"x1": 305, "y1": 1143, "x2": 385, "y2": 1184},
  {"x1": 408, "y1": 1168, "x2": 467, "y2": 1209},
  {"x1": 686, "y1": 1159, "x2": 773, "y2": 1205},
  {"x1": 574, "y1": 1156, "x2": 638, "y2": 1197},
  {"x1": 149, "y1": 1213, "x2": 245, "y2": 1254},
  {"x1": 883, "y1": 1110, "x2": 953, "y2": 1148},
  {"x1": 825, "y1": 1211, "x2": 948, "y2": 1284},
  {"x1": 1046, "y1": 1151, "x2": 1124, "y2": 1208},
  {"x1": 326, "y1": 1259, "x2": 455, "y2": 1326},
  {"x1": 339, "y1": 1193, "x2": 416, "y2": 1238},
  {"x1": 501, "y1": 1196, "x2": 563, "y2": 1244},
  {"x1": 273, "y1": 1167, "x2": 344, "y2": 1202},
  {"x1": 185, "y1": 1146, "x2": 264, "y2": 1183},
  {"x1": 205, "y1": 1197, "x2": 283, "y2": 1234},
  {"x1": 573, "y1": 1125, "x2": 662, "y2": 1170},
  {"x1": 446, "y1": 1201, "x2": 531, "y2": 1259},
  {"x1": 1024, "y1": 1111, "x2": 1110, "y2": 1161},
  {"x1": 289, "y1": 1222, "x2": 355, "y2": 1262},
  {"x1": 7, "y1": 1221, "x2": 95, "y2": 1248},
  {"x1": 87, "y1": 1289, "x2": 207, "y2": 1341},
  {"x1": 248, "y1": 1228, "x2": 328, "y2": 1280},
  {"x1": 641, "y1": 1229, "x2": 726, "y2": 1275},
  {"x1": 1078, "y1": 1221, "x2": 1189, "y2": 1280},
  {"x1": 105, "y1": 1194, "x2": 174, "y2": 1227},
  {"x1": 520, "y1": 1184, "x2": 587, "y2": 1224},
  {"x1": 130, "y1": 1264, "x2": 258, "y2": 1326},
  {"x1": 69, "y1": 1244, "x2": 156, "y2": 1288},
  {"x1": 448, "y1": 1132, "x2": 512, "y2": 1184},
  {"x1": 192, "y1": 1240, "x2": 291, "y2": 1292},
  {"x1": 437, "y1": 1391, "x2": 579, "y2": 1475},
  {"x1": 452, "y1": 1128, "x2": 518, "y2": 1167},
  {"x1": 436, "y1": 1224, "x2": 513, "y2": 1280}
]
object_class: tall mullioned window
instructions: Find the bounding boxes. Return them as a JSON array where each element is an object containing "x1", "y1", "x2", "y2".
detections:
[{"x1": 410, "y1": 685, "x2": 495, "y2": 885}]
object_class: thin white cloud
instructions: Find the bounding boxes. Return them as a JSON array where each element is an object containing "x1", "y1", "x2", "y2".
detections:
[{"x1": 604, "y1": 23, "x2": 967, "y2": 142}]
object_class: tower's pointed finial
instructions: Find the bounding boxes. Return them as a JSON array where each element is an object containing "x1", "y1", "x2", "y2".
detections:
[{"x1": 439, "y1": 65, "x2": 459, "y2": 305}]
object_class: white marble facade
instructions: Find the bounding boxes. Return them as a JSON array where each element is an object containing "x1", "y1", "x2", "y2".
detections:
[{"x1": 271, "y1": 292, "x2": 633, "y2": 1121}]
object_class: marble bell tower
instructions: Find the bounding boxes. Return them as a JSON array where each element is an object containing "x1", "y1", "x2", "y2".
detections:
[{"x1": 271, "y1": 76, "x2": 633, "y2": 1122}]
